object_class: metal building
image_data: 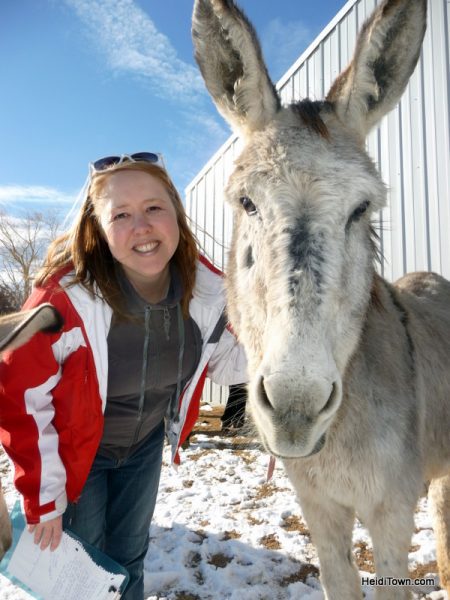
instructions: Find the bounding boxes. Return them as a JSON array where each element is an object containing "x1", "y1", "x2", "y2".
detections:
[{"x1": 185, "y1": 0, "x2": 450, "y2": 404}]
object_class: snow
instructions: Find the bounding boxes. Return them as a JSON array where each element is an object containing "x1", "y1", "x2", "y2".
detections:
[{"x1": 0, "y1": 409, "x2": 447, "y2": 600}]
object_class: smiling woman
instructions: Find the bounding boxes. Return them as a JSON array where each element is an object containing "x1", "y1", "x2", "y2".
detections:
[
  {"x1": 35, "y1": 157, "x2": 198, "y2": 321},
  {"x1": 96, "y1": 170, "x2": 180, "y2": 304},
  {"x1": 0, "y1": 154, "x2": 247, "y2": 600}
]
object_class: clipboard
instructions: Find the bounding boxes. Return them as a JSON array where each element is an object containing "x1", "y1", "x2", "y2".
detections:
[{"x1": 0, "y1": 501, "x2": 129, "y2": 600}]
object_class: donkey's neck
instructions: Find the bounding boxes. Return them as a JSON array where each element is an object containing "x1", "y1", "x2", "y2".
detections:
[{"x1": 347, "y1": 271, "x2": 416, "y2": 391}]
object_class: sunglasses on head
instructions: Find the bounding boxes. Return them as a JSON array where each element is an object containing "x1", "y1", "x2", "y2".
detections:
[{"x1": 89, "y1": 152, "x2": 165, "y2": 174}]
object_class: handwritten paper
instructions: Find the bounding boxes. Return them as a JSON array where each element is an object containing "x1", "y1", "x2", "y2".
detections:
[{"x1": 7, "y1": 527, "x2": 126, "y2": 600}]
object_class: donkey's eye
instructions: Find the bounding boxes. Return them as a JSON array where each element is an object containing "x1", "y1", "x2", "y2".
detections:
[
  {"x1": 240, "y1": 196, "x2": 257, "y2": 216},
  {"x1": 347, "y1": 200, "x2": 370, "y2": 229}
]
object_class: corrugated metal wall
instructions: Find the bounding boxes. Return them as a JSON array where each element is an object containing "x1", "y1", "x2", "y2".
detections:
[{"x1": 186, "y1": 0, "x2": 450, "y2": 404}]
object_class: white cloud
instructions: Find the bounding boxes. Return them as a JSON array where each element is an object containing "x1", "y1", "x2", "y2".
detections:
[
  {"x1": 261, "y1": 18, "x2": 311, "y2": 80},
  {"x1": 0, "y1": 185, "x2": 74, "y2": 204},
  {"x1": 66, "y1": 0, "x2": 205, "y2": 100},
  {"x1": 0, "y1": 185, "x2": 76, "y2": 218}
]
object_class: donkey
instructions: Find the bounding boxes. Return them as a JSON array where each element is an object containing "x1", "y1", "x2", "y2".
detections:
[
  {"x1": 0, "y1": 303, "x2": 63, "y2": 559},
  {"x1": 192, "y1": 0, "x2": 450, "y2": 598}
]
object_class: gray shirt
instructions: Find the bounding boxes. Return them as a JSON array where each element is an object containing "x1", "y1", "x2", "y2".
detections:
[{"x1": 98, "y1": 265, "x2": 202, "y2": 460}]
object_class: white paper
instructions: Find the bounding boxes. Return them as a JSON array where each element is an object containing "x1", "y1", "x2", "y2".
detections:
[{"x1": 8, "y1": 528, "x2": 125, "y2": 600}]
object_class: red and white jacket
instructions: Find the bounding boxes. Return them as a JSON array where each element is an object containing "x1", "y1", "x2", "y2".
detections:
[{"x1": 0, "y1": 257, "x2": 247, "y2": 524}]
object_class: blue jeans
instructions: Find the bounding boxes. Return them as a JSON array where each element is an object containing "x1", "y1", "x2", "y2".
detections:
[{"x1": 63, "y1": 422, "x2": 165, "y2": 600}]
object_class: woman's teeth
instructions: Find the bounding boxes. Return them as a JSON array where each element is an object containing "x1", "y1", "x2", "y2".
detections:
[{"x1": 134, "y1": 241, "x2": 158, "y2": 253}]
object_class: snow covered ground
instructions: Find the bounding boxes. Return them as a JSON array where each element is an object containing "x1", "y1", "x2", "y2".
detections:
[{"x1": 0, "y1": 405, "x2": 447, "y2": 600}]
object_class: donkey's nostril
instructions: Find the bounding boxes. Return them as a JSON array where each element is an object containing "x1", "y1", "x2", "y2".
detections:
[
  {"x1": 259, "y1": 376, "x2": 274, "y2": 411},
  {"x1": 319, "y1": 381, "x2": 339, "y2": 415}
]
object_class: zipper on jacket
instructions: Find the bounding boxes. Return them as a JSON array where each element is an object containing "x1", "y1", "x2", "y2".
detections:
[
  {"x1": 126, "y1": 303, "x2": 179, "y2": 453},
  {"x1": 163, "y1": 307, "x2": 171, "y2": 341},
  {"x1": 130, "y1": 305, "x2": 152, "y2": 447}
]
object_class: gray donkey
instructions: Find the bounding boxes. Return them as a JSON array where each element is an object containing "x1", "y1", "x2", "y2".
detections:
[
  {"x1": 192, "y1": 0, "x2": 450, "y2": 598},
  {"x1": 0, "y1": 303, "x2": 62, "y2": 559}
]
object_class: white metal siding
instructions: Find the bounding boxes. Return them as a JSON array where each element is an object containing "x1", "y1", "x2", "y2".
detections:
[{"x1": 186, "y1": 0, "x2": 450, "y2": 403}]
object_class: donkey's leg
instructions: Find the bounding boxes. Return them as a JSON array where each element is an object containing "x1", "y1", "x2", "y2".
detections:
[
  {"x1": 364, "y1": 497, "x2": 416, "y2": 600},
  {"x1": 296, "y1": 492, "x2": 363, "y2": 600},
  {"x1": 428, "y1": 474, "x2": 450, "y2": 596}
]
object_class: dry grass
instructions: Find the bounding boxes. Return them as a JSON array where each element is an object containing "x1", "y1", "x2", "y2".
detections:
[
  {"x1": 279, "y1": 563, "x2": 320, "y2": 587},
  {"x1": 281, "y1": 514, "x2": 310, "y2": 536},
  {"x1": 259, "y1": 533, "x2": 282, "y2": 550},
  {"x1": 207, "y1": 552, "x2": 233, "y2": 568}
]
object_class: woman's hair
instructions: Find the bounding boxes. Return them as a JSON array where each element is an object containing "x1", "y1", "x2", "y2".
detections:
[{"x1": 35, "y1": 161, "x2": 199, "y2": 318}]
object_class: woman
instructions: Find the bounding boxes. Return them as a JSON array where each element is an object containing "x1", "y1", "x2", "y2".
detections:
[{"x1": 0, "y1": 152, "x2": 247, "y2": 599}]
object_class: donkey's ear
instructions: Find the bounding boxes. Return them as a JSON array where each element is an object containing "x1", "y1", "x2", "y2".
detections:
[
  {"x1": 327, "y1": 0, "x2": 427, "y2": 142},
  {"x1": 192, "y1": 0, "x2": 280, "y2": 136}
]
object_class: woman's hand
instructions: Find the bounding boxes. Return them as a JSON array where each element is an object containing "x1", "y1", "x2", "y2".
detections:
[{"x1": 28, "y1": 516, "x2": 63, "y2": 551}]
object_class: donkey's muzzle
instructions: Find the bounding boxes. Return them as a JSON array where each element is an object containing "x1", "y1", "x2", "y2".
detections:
[{"x1": 251, "y1": 371, "x2": 341, "y2": 458}]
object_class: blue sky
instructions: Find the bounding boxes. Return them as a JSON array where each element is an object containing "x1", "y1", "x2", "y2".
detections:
[{"x1": 0, "y1": 0, "x2": 345, "y2": 217}]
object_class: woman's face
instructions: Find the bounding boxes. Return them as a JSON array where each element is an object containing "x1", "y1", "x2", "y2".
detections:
[{"x1": 98, "y1": 170, "x2": 180, "y2": 294}]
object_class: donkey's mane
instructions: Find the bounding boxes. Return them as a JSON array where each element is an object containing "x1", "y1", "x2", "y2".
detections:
[
  {"x1": 290, "y1": 99, "x2": 332, "y2": 140},
  {"x1": 367, "y1": 224, "x2": 390, "y2": 312}
]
